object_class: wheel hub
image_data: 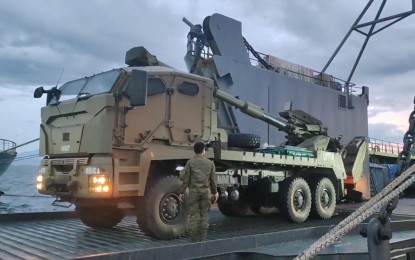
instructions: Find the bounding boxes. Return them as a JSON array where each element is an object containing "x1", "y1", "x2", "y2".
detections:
[
  {"x1": 294, "y1": 189, "x2": 306, "y2": 211},
  {"x1": 160, "y1": 193, "x2": 181, "y2": 223},
  {"x1": 320, "y1": 188, "x2": 331, "y2": 209}
]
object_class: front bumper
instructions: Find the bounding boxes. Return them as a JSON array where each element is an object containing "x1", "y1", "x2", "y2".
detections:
[{"x1": 37, "y1": 156, "x2": 113, "y2": 199}]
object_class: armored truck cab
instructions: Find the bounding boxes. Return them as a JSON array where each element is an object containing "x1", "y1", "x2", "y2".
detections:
[{"x1": 35, "y1": 51, "x2": 220, "y2": 239}]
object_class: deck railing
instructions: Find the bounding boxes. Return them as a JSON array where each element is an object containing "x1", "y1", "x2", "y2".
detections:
[
  {"x1": 369, "y1": 138, "x2": 404, "y2": 155},
  {"x1": 0, "y1": 139, "x2": 16, "y2": 152}
]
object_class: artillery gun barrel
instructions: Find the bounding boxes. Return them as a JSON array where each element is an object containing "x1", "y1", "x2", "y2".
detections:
[
  {"x1": 182, "y1": 17, "x2": 194, "y2": 28},
  {"x1": 213, "y1": 89, "x2": 289, "y2": 131}
]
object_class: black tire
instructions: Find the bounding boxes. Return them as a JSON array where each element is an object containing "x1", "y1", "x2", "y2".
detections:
[
  {"x1": 218, "y1": 202, "x2": 248, "y2": 217},
  {"x1": 279, "y1": 177, "x2": 311, "y2": 223},
  {"x1": 136, "y1": 175, "x2": 187, "y2": 240},
  {"x1": 310, "y1": 177, "x2": 336, "y2": 219},
  {"x1": 250, "y1": 205, "x2": 261, "y2": 214},
  {"x1": 228, "y1": 133, "x2": 260, "y2": 149},
  {"x1": 77, "y1": 207, "x2": 123, "y2": 228}
]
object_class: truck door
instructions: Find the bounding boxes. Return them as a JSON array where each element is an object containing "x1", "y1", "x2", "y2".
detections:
[
  {"x1": 124, "y1": 77, "x2": 168, "y2": 145},
  {"x1": 168, "y1": 78, "x2": 204, "y2": 144}
]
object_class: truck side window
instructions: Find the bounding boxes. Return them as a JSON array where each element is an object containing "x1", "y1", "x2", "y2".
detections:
[
  {"x1": 147, "y1": 78, "x2": 166, "y2": 96},
  {"x1": 178, "y1": 82, "x2": 199, "y2": 96}
]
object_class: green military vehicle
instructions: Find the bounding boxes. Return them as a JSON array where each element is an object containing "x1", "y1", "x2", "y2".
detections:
[{"x1": 34, "y1": 46, "x2": 368, "y2": 240}]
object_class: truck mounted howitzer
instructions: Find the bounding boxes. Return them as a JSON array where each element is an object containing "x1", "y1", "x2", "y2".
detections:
[
  {"x1": 213, "y1": 88, "x2": 329, "y2": 146},
  {"x1": 33, "y1": 14, "x2": 369, "y2": 241}
]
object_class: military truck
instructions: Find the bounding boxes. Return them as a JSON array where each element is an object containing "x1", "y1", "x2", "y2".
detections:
[
  {"x1": 33, "y1": 13, "x2": 369, "y2": 240},
  {"x1": 33, "y1": 46, "x2": 367, "y2": 240}
]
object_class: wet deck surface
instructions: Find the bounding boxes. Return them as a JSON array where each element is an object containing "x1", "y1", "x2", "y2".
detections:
[{"x1": 0, "y1": 199, "x2": 415, "y2": 259}]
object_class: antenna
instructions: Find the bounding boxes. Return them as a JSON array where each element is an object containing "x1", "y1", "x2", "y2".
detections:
[{"x1": 55, "y1": 69, "x2": 64, "y2": 87}]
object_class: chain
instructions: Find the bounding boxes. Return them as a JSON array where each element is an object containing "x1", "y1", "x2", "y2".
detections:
[
  {"x1": 379, "y1": 96, "x2": 415, "y2": 221},
  {"x1": 295, "y1": 164, "x2": 415, "y2": 260},
  {"x1": 1, "y1": 193, "x2": 51, "y2": 198},
  {"x1": 243, "y1": 37, "x2": 275, "y2": 71},
  {"x1": 295, "y1": 96, "x2": 415, "y2": 259},
  {"x1": 190, "y1": 38, "x2": 205, "y2": 73},
  {"x1": 189, "y1": 25, "x2": 206, "y2": 74},
  {"x1": 397, "y1": 97, "x2": 415, "y2": 175}
]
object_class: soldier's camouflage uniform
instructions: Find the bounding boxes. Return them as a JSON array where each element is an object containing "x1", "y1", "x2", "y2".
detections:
[{"x1": 179, "y1": 155, "x2": 217, "y2": 242}]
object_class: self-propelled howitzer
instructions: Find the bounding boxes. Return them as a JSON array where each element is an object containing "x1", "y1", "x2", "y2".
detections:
[{"x1": 33, "y1": 42, "x2": 367, "y2": 241}]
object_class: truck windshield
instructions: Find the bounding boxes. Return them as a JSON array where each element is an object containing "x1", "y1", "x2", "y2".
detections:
[{"x1": 49, "y1": 69, "x2": 121, "y2": 104}]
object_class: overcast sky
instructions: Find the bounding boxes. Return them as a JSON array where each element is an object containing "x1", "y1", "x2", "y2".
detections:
[{"x1": 0, "y1": 0, "x2": 414, "y2": 153}]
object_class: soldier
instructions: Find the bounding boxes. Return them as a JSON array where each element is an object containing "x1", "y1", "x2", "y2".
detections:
[{"x1": 179, "y1": 142, "x2": 218, "y2": 242}]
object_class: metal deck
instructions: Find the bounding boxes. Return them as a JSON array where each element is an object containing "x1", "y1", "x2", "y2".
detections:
[{"x1": 1, "y1": 202, "x2": 415, "y2": 260}]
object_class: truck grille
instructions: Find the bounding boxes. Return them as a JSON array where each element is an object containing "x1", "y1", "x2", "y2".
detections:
[{"x1": 42, "y1": 157, "x2": 89, "y2": 166}]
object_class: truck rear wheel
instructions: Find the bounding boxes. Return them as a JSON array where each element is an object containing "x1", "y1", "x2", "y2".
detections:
[
  {"x1": 250, "y1": 205, "x2": 261, "y2": 214},
  {"x1": 310, "y1": 177, "x2": 336, "y2": 219},
  {"x1": 77, "y1": 207, "x2": 123, "y2": 228},
  {"x1": 218, "y1": 202, "x2": 248, "y2": 217},
  {"x1": 136, "y1": 175, "x2": 187, "y2": 240},
  {"x1": 279, "y1": 177, "x2": 311, "y2": 223}
]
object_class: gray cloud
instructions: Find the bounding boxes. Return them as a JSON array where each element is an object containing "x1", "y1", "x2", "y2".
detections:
[
  {"x1": 0, "y1": 0, "x2": 414, "y2": 148},
  {"x1": 0, "y1": 0, "x2": 186, "y2": 86},
  {"x1": 369, "y1": 122, "x2": 406, "y2": 143},
  {"x1": 368, "y1": 106, "x2": 391, "y2": 118}
]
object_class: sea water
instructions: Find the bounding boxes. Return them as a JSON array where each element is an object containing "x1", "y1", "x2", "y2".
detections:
[{"x1": 0, "y1": 159, "x2": 74, "y2": 213}]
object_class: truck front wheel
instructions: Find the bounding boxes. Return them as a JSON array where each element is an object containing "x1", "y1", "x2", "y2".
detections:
[
  {"x1": 77, "y1": 206, "x2": 123, "y2": 228},
  {"x1": 136, "y1": 175, "x2": 187, "y2": 240},
  {"x1": 310, "y1": 177, "x2": 336, "y2": 219},
  {"x1": 279, "y1": 177, "x2": 311, "y2": 223}
]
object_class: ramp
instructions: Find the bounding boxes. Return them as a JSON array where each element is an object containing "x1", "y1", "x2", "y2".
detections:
[{"x1": 1, "y1": 205, "x2": 415, "y2": 259}]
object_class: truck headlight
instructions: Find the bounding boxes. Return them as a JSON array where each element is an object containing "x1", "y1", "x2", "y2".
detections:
[
  {"x1": 36, "y1": 174, "x2": 43, "y2": 190},
  {"x1": 37, "y1": 175, "x2": 43, "y2": 183},
  {"x1": 89, "y1": 175, "x2": 110, "y2": 193}
]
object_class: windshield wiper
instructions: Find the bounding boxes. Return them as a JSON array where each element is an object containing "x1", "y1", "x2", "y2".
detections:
[{"x1": 77, "y1": 92, "x2": 91, "y2": 101}]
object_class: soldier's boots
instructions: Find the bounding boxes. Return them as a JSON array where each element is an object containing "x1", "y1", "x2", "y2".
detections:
[
  {"x1": 199, "y1": 229, "x2": 207, "y2": 241},
  {"x1": 189, "y1": 229, "x2": 200, "y2": 242},
  {"x1": 189, "y1": 229, "x2": 208, "y2": 242}
]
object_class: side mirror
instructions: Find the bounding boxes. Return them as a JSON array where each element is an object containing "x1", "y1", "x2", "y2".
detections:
[
  {"x1": 34, "y1": 86, "x2": 61, "y2": 105},
  {"x1": 124, "y1": 69, "x2": 148, "y2": 106},
  {"x1": 34, "y1": 87, "x2": 45, "y2": 98}
]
